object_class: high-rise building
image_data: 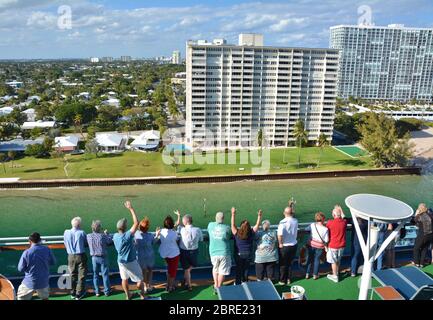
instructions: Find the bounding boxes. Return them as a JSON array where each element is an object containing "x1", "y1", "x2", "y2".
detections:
[
  {"x1": 330, "y1": 24, "x2": 433, "y2": 102},
  {"x1": 185, "y1": 34, "x2": 339, "y2": 149},
  {"x1": 172, "y1": 50, "x2": 181, "y2": 64},
  {"x1": 120, "y1": 56, "x2": 132, "y2": 62},
  {"x1": 90, "y1": 57, "x2": 99, "y2": 63}
]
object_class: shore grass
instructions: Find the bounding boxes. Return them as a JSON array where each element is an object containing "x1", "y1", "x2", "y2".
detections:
[{"x1": 0, "y1": 146, "x2": 372, "y2": 180}]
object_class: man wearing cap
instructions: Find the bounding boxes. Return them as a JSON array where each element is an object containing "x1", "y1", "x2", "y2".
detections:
[
  {"x1": 113, "y1": 200, "x2": 146, "y2": 300},
  {"x1": 17, "y1": 232, "x2": 56, "y2": 300}
]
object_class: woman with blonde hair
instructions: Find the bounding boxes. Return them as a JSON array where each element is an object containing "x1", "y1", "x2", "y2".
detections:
[
  {"x1": 134, "y1": 217, "x2": 157, "y2": 293},
  {"x1": 413, "y1": 203, "x2": 433, "y2": 267},
  {"x1": 305, "y1": 212, "x2": 329, "y2": 280}
]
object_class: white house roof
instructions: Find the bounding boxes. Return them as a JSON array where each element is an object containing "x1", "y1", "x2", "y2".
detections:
[
  {"x1": 22, "y1": 108, "x2": 35, "y2": 114},
  {"x1": 131, "y1": 130, "x2": 160, "y2": 147},
  {"x1": 55, "y1": 136, "x2": 79, "y2": 148},
  {"x1": 0, "y1": 106, "x2": 14, "y2": 114},
  {"x1": 95, "y1": 133, "x2": 126, "y2": 147},
  {"x1": 22, "y1": 121, "x2": 56, "y2": 129}
]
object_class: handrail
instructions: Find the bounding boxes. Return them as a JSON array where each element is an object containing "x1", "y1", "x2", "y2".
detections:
[{"x1": 0, "y1": 222, "x2": 347, "y2": 248}]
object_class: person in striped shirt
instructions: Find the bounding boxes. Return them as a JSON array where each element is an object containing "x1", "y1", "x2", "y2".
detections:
[{"x1": 87, "y1": 220, "x2": 113, "y2": 297}]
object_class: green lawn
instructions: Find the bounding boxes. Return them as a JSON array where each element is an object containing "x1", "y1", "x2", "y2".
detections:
[{"x1": 0, "y1": 147, "x2": 372, "y2": 180}]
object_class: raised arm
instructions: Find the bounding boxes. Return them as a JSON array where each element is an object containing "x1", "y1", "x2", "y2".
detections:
[
  {"x1": 174, "y1": 210, "x2": 181, "y2": 228},
  {"x1": 124, "y1": 201, "x2": 139, "y2": 234},
  {"x1": 253, "y1": 209, "x2": 263, "y2": 233},
  {"x1": 231, "y1": 207, "x2": 238, "y2": 236}
]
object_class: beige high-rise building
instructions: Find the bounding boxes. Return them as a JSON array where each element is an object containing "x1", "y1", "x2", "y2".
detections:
[{"x1": 185, "y1": 34, "x2": 339, "y2": 149}]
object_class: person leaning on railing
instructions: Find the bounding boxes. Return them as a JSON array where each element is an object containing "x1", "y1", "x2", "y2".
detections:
[
  {"x1": 63, "y1": 217, "x2": 88, "y2": 300},
  {"x1": 17, "y1": 232, "x2": 56, "y2": 300},
  {"x1": 155, "y1": 212, "x2": 181, "y2": 293},
  {"x1": 113, "y1": 201, "x2": 146, "y2": 300},
  {"x1": 231, "y1": 207, "x2": 262, "y2": 285},
  {"x1": 304, "y1": 212, "x2": 329, "y2": 280},
  {"x1": 326, "y1": 205, "x2": 348, "y2": 283},
  {"x1": 86, "y1": 220, "x2": 113, "y2": 297},
  {"x1": 177, "y1": 213, "x2": 204, "y2": 291},
  {"x1": 412, "y1": 203, "x2": 433, "y2": 267},
  {"x1": 277, "y1": 204, "x2": 299, "y2": 286}
]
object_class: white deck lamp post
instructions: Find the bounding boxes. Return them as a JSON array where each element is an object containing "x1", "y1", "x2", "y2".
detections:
[{"x1": 345, "y1": 194, "x2": 414, "y2": 300}]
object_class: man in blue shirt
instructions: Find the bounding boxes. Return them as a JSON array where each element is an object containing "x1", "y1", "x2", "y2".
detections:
[
  {"x1": 63, "y1": 216, "x2": 88, "y2": 300},
  {"x1": 113, "y1": 201, "x2": 146, "y2": 300},
  {"x1": 17, "y1": 232, "x2": 56, "y2": 300},
  {"x1": 87, "y1": 220, "x2": 113, "y2": 297}
]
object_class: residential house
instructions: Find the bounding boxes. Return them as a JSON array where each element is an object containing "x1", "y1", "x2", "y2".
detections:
[
  {"x1": 54, "y1": 136, "x2": 79, "y2": 153},
  {"x1": 130, "y1": 130, "x2": 160, "y2": 151},
  {"x1": 95, "y1": 133, "x2": 127, "y2": 153}
]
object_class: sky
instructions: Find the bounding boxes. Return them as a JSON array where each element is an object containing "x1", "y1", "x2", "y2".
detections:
[{"x1": 0, "y1": 0, "x2": 432, "y2": 59}]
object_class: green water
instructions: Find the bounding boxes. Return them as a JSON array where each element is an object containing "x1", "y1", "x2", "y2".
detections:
[
  {"x1": 1, "y1": 174, "x2": 433, "y2": 277},
  {"x1": 1, "y1": 175, "x2": 433, "y2": 237}
]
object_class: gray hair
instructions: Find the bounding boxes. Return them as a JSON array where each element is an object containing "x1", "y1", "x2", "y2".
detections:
[
  {"x1": 183, "y1": 214, "x2": 193, "y2": 225},
  {"x1": 71, "y1": 217, "x2": 82, "y2": 228},
  {"x1": 91, "y1": 220, "x2": 102, "y2": 233},
  {"x1": 215, "y1": 212, "x2": 224, "y2": 224},
  {"x1": 262, "y1": 220, "x2": 271, "y2": 231},
  {"x1": 116, "y1": 218, "x2": 127, "y2": 232}
]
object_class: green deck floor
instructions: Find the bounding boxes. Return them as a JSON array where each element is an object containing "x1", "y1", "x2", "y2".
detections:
[{"x1": 48, "y1": 265, "x2": 433, "y2": 300}]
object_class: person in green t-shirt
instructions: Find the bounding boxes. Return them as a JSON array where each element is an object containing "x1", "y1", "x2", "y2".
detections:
[{"x1": 207, "y1": 212, "x2": 232, "y2": 292}]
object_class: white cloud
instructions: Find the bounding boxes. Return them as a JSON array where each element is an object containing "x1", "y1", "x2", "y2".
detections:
[{"x1": 0, "y1": 0, "x2": 431, "y2": 58}]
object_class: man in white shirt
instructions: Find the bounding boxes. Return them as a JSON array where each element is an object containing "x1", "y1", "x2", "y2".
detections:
[
  {"x1": 277, "y1": 206, "x2": 299, "y2": 285},
  {"x1": 178, "y1": 214, "x2": 203, "y2": 291}
]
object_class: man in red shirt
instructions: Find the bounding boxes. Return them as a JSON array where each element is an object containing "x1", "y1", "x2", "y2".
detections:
[{"x1": 326, "y1": 205, "x2": 347, "y2": 283}]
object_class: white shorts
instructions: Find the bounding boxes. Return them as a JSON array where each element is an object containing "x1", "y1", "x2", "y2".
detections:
[
  {"x1": 327, "y1": 248, "x2": 344, "y2": 264},
  {"x1": 17, "y1": 283, "x2": 49, "y2": 300},
  {"x1": 118, "y1": 260, "x2": 143, "y2": 282},
  {"x1": 211, "y1": 256, "x2": 232, "y2": 276}
]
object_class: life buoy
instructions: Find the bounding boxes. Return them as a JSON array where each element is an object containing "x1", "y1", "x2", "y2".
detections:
[{"x1": 0, "y1": 274, "x2": 15, "y2": 300}]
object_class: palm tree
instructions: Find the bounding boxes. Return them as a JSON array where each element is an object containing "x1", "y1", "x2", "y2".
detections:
[
  {"x1": 0, "y1": 153, "x2": 6, "y2": 174},
  {"x1": 73, "y1": 114, "x2": 85, "y2": 140},
  {"x1": 293, "y1": 120, "x2": 308, "y2": 168},
  {"x1": 316, "y1": 133, "x2": 329, "y2": 168},
  {"x1": 7, "y1": 151, "x2": 16, "y2": 173}
]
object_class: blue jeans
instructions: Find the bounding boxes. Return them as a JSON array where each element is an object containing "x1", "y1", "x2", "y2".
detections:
[
  {"x1": 351, "y1": 240, "x2": 363, "y2": 275},
  {"x1": 375, "y1": 232, "x2": 386, "y2": 271},
  {"x1": 91, "y1": 256, "x2": 110, "y2": 295},
  {"x1": 306, "y1": 247, "x2": 323, "y2": 277}
]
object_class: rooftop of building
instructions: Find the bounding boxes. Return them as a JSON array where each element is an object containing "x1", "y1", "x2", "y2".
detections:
[{"x1": 330, "y1": 24, "x2": 433, "y2": 31}]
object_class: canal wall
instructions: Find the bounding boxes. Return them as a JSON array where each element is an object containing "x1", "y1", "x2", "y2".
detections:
[{"x1": 0, "y1": 167, "x2": 422, "y2": 189}]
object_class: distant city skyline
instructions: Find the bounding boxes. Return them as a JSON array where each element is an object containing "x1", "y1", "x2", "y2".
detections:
[{"x1": 0, "y1": 0, "x2": 432, "y2": 59}]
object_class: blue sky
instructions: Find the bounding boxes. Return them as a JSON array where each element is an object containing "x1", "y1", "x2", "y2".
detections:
[{"x1": 0, "y1": 0, "x2": 432, "y2": 59}]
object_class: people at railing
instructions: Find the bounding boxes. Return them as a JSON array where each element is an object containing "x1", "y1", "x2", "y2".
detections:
[
  {"x1": 156, "y1": 213, "x2": 181, "y2": 293},
  {"x1": 231, "y1": 207, "x2": 262, "y2": 285},
  {"x1": 412, "y1": 203, "x2": 433, "y2": 267},
  {"x1": 17, "y1": 232, "x2": 56, "y2": 300},
  {"x1": 113, "y1": 201, "x2": 146, "y2": 300},
  {"x1": 277, "y1": 204, "x2": 299, "y2": 285},
  {"x1": 63, "y1": 217, "x2": 88, "y2": 300},
  {"x1": 350, "y1": 217, "x2": 367, "y2": 277},
  {"x1": 207, "y1": 211, "x2": 232, "y2": 294},
  {"x1": 87, "y1": 220, "x2": 113, "y2": 297},
  {"x1": 11, "y1": 198, "x2": 420, "y2": 300},
  {"x1": 305, "y1": 212, "x2": 329, "y2": 280},
  {"x1": 385, "y1": 223, "x2": 397, "y2": 269},
  {"x1": 178, "y1": 213, "x2": 203, "y2": 291},
  {"x1": 326, "y1": 205, "x2": 348, "y2": 283},
  {"x1": 254, "y1": 219, "x2": 278, "y2": 281},
  {"x1": 134, "y1": 217, "x2": 157, "y2": 294}
]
